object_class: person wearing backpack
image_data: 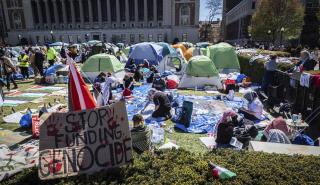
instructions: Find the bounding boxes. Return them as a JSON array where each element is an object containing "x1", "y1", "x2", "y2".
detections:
[{"x1": 0, "y1": 49, "x2": 18, "y2": 91}]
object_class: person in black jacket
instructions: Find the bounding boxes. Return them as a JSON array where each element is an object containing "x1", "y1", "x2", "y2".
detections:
[
  {"x1": 152, "y1": 73, "x2": 166, "y2": 91},
  {"x1": 296, "y1": 50, "x2": 317, "y2": 71}
]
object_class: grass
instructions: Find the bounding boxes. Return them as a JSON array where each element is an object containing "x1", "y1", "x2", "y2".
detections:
[{"x1": 0, "y1": 80, "x2": 67, "y2": 131}]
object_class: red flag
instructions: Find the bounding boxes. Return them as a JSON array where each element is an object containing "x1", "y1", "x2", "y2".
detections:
[{"x1": 68, "y1": 57, "x2": 96, "y2": 111}]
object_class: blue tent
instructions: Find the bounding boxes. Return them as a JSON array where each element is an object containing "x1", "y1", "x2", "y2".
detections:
[
  {"x1": 45, "y1": 64, "x2": 66, "y2": 76},
  {"x1": 128, "y1": 42, "x2": 163, "y2": 65},
  {"x1": 157, "y1": 42, "x2": 176, "y2": 57}
]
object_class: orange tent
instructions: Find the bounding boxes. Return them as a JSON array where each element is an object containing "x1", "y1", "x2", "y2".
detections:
[
  {"x1": 172, "y1": 44, "x2": 189, "y2": 60},
  {"x1": 185, "y1": 47, "x2": 194, "y2": 61}
]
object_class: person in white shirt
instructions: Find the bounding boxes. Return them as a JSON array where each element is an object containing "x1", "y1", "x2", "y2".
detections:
[{"x1": 240, "y1": 91, "x2": 264, "y2": 120}]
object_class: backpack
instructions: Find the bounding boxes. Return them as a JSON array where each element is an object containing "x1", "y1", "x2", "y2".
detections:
[{"x1": 293, "y1": 134, "x2": 314, "y2": 146}]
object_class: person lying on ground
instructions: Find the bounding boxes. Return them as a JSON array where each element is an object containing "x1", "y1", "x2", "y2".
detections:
[
  {"x1": 239, "y1": 91, "x2": 264, "y2": 121},
  {"x1": 148, "y1": 88, "x2": 172, "y2": 119},
  {"x1": 131, "y1": 114, "x2": 152, "y2": 154},
  {"x1": 152, "y1": 73, "x2": 166, "y2": 91}
]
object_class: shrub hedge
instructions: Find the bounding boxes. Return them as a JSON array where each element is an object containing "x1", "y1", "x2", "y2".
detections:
[
  {"x1": 238, "y1": 54, "x2": 293, "y2": 83},
  {"x1": 256, "y1": 50, "x2": 291, "y2": 57},
  {"x1": 2, "y1": 149, "x2": 320, "y2": 185}
]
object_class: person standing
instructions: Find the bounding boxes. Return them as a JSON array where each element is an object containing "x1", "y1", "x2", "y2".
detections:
[
  {"x1": 262, "y1": 54, "x2": 277, "y2": 93},
  {"x1": 0, "y1": 49, "x2": 18, "y2": 90},
  {"x1": 18, "y1": 51, "x2": 30, "y2": 79},
  {"x1": 34, "y1": 48, "x2": 45, "y2": 77},
  {"x1": 46, "y1": 44, "x2": 57, "y2": 66}
]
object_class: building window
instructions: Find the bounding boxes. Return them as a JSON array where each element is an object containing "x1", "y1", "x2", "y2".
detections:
[
  {"x1": 131, "y1": 23, "x2": 135, "y2": 28},
  {"x1": 158, "y1": 22, "x2": 162, "y2": 27},
  {"x1": 147, "y1": 0, "x2": 154, "y2": 21},
  {"x1": 157, "y1": 34, "x2": 163, "y2": 42},
  {"x1": 103, "y1": 34, "x2": 107, "y2": 42},
  {"x1": 82, "y1": 0, "x2": 89, "y2": 22},
  {"x1": 36, "y1": 36, "x2": 40, "y2": 43},
  {"x1": 12, "y1": 11, "x2": 23, "y2": 29},
  {"x1": 122, "y1": 24, "x2": 125, "y2": 28},
  {"x1": 130, "y1": 34, "x2": 135, "y2": 43},
  {"x1": 110, "y1": 0, "x2": 117, "y2": 22},
  {"x1": 252, "y1": 1, "x2": 256, "y2": 9},
  {"x1": 139, "y1": 34, "x2": 145, "y2": 42},
  {"x1": 129, "y1": 0, "x2": 135, "y2": 21},
  {"x1": 180, "y1": 5, "x2": 190, "y2": 25},
  {"x1": 157, "y1": 0, "x2": 163, "y2": 21},
  {"x1": 149, "y1": 23, "x2": 153, "y2": 27},
  {"x1": 148, "y1": 34, "x2": 153, "y2": 42},
  {"x1": 138, "y1": 0, "x2": 144, "y2": 21},
  {"x1": 121, "y1": 34, "x2": 126, "y2": 43},
  {"x1": 101, "y1": 0, "x2": 108, "y2": 21},
  {"x1": 182, "y1": 33, "x2": 188, "y2": 42}
]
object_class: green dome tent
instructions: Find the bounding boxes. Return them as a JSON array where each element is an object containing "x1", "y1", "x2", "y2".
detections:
[
  {"x1": 207, "y1": 42, "x2": 240, "y2": 73},
  {"x1": 186, "y1": 56, "x2": 219, "y2": 77},
  {"x1": 179, "y1": 56, "x2": 222, "y2": 89},
  {"x1": 81, "y1": 53, "x2": 125, "y2": 82}
]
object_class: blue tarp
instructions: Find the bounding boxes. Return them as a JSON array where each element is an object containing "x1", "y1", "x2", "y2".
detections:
[
  {"x1": 128, "y1": 42, "x2": 163, "y2": 65},
  {"x1": 125, "y1": 84, "x2": 246, "y2": 134},
  {"x1": 45, "y1": 64, "x2": 66, "y2": 76}
]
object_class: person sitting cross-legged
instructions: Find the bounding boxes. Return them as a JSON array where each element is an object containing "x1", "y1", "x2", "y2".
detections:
[{"x1": 131, "y1": 114, "x2": 152, "y2": 154}]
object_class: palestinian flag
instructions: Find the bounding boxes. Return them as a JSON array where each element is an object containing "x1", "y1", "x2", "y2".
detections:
[
  {"x1": 67, "y1": 56, "x2": 96, "y2": 111},
  {"x1": 208, "y1": 161, "x2": 236, "y2": 180}
]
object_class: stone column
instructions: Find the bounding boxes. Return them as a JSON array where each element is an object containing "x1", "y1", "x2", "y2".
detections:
[
  {"x1": 51, "y1": 0, "x2": 59, "y2": 24},
  {"x1": 36, "y1": 0, "x2": 43, "y2": 27},
  {"x1": 107, "y1": 0, "x2": 111, "y2": 25},
  {"x1": 61, "y1": 0, "x2": 67, "y2": 25},
  {"x1": 78, "y1": 0, "x2": 84, "y2": 24},
  {"x1": 88, "y1": 0, "x2": 93, "y2": 24},
  {"x1": 97, "y1": 0, "x2": 102, "y2": 24},
  {"x1": 44, "y1": 0, "x2": 52, "y2": 26},
  {"x1": 125, "y1": 0, "x2": 129, "y2": 23},
  {"x1": 153, "y1": 0, "x2": 157, "y2": 24},
  {"x1": 134, "y1": 0, "x2": 138, "y2": 22},
  {"x1": 144, "y1": 0, "x2": 148, "y2": 23},
  {"x1": 70, "y1": 0, "x2": 76, "y2": 26},
  {"x1": 116, "y1": 0, "x2": 120, "y2": 23}
]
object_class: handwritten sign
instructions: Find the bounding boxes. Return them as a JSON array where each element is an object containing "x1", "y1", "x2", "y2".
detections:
[
  {"x1": 32, "y1": 115, "x2": 41, "y2": 138},
  {"x1": 38, "y1": 101, "x2": 132, "y2": 180}
]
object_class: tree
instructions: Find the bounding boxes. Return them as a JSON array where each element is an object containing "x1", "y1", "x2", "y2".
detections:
[
  {"x1": 206, "y1": 0, "x2": 222, "y2": 22},
  {"x1": 250, "y1": 0, "x2": 304, "y2": 44}
]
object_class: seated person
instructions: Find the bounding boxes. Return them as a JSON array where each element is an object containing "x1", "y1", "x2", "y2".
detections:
[
  {"x1": 93, "y1": 72, "x2": 107, "y2": 100},
  {"x1": 215, "y1": 110, "x2": 238, "y2": 148},
  {"x1": 131, "y1": 114, "x2": 152, "y2": 154},
  {"x1": 262, "y1": 117, "x2": 292, "y2": 144},
  {"x1": 146, "y1": 65, "x2": 159, "y2": 83},
  {"x1": 239, "y1": 91, "x2": 264, "y2": 120},
  {"x1": 133, "y1": 66, "x2": 144, "y2": 82},
  {"x1": 296, "y1": 50, "x2": 317, "y2": 71},
  {"x1": 152, "y1": 73, "x2": 166, "y2": 91},
  {"x1": 148, "y1": 89, "x2": 172, "y2": 119},
  {"x1": 121, "y1": 74, "x2": 134, "y2": 91}
]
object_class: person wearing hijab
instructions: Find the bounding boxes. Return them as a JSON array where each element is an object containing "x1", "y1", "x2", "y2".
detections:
[
  {"x1": 263, "y1": 117, "x2": 292, "y2": 140},
  {"x1": 260, "y1": 117, "x2": 291, "y2": 144},
  {"x1": 240, "y1": 91, "x2": 264, "y2": 120},
  {"x1": 215, "y1": 110, "x2": 238, "y2": 148}
]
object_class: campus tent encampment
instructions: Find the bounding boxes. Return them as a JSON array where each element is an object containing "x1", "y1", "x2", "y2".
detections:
[
  {"x1": 207, "y1": 42, "x2": 240, "y2": 73},
  {"x1": 179, "y1": 55, "x2": 223, "y2": 89},
  {"x1": 157, "y1": 53, "x2": 186, "y2": 74},
  {"x1": 157, "y1": 42, "x2": 176, "y2": 57},
  {"x1": 81, "y1": 53, "x2": 125, "y2": 82},
  {"x1": 128, "y1": 42, "x2": 163, "y2": 65}
]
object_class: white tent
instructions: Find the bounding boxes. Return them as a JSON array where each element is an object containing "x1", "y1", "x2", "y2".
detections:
[
  {"x1": 157, "y1": 53, "x2": 186, "y2": 75},
  {"x1": 178, "y1": 56, "x2": 223, "y2": 89}
]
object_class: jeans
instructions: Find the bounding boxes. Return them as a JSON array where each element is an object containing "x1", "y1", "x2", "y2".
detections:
[
  {"x1": 20, "y1": 67, "x2": 29, "y2": 79},
  {"x1": 5, "y1": 73, "x2": 17, "y2": 89}
]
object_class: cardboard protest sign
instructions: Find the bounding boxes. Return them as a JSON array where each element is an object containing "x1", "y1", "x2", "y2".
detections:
[{"x1": 38, "y1": 101, "x2": 132, "y2": 180}]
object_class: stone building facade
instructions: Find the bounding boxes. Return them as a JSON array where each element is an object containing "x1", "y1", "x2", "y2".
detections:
[{"x1": 1, "y1": 0, "x2": 200, "y2": 45}]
